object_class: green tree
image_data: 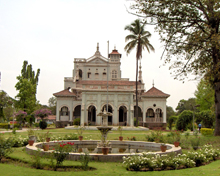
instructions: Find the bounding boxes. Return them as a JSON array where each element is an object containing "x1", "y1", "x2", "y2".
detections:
[
  {"x1": 167, "y1": 115, "x2": 178, "y2": 130},
  {"x1": 3, "y1": 106, "x2": 15, "y2": 122},
  {"x1": 15, "y1": 77, "x2": 37, "y2": 114},
  {"x1": 48, "y1": 96, "x2": 57, "y2": 115},
  {"x1": 21, "y1": 60, "x2": 40, "y2": 92},
  {"x1": 176, "y1": 110, "x2": 193, "y2": 131},
  {"x1": 0, "y1": 91, "x2": 13, "y2": 122},
  {"x1": 131, "y1": 0, "x2": 220, "y2": 135},
  {"x1": 15, "y1": 61, "x2": 40, "y2": 114},
  {"x1": 176, "y1": 98, "x2": 197, "y2": 115},
  {"x1": 194, "y1": 78, "x2": 215, "y2": 111},
  {"x1": 124, "y1": 19, "x2": 155, "y2": 126},
  {"x1": 199, "y1": 110, "x2": 215, "y2": 128},
  {"x1": 166, "y1": 106, "x2": 176, "y2": 121}
]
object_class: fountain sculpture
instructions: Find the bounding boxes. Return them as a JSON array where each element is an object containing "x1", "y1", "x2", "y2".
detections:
[{"x1": 96, "y1": 107, "x2": 113, "y2": 153}]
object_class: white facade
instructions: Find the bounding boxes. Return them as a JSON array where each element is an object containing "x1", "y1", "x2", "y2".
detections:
[{"x1": 54, "y1": 44, "x2": 170, "y2": 127}]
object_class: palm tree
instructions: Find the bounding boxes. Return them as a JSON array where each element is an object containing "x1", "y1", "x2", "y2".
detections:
[{"x1": 124, "y1": 19, "x2": 155, "y2": 127}]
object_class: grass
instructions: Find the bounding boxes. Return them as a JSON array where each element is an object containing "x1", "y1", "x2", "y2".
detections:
[{"x1": 1, "y1": 128, "x2": 220, "y2": 175}]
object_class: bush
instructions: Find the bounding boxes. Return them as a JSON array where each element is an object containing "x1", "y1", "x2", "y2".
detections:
[
  {"x1": 73, "y1": 118, "x2": 80, "y2": 125},
  {"x1": 31, "y1": 148, "x2": 43, "y2": 169},
  {"x1": 134, "y1": 118, "x2": 139, "y2": 126},
  {"x1": 34, "y1": 123, "x2": 39, "y2": 127},
  {"x1": 80, "y1": 152, "x2": 91, "y2": 170},
  {"x1": 0, "y1": 135, "x2": 14, "y2": 161},
  {"x1": 201, "y1": 128, "x2": 214, "y2": 136},
  {"x1": 199, "y1": 110, "x2": 215, "y2": 128},
  {"x1": 0, "y1": 123, "x2": 10, "y2": 129},
  {"x1": 39, "y1": 121, "x2": 47, "y2": 130},
  {"x1": 53, "y1": 142, "x2": 74, "y2": 169},
  {"x1": 167, "y1": 116, "x2": 178, "y2": 130},
  {"x1": 176, "y1": 110, "x2": 193, "y2": 131},
  {"x1": 123, "y1": 144, "x2": 220, "y2": 171},
  {"x1": 10, "y1": 135, "x2": 28, "y2": 147},
  {"x1": 145, "y1": 130, "x2": 165, "y2": 143}
]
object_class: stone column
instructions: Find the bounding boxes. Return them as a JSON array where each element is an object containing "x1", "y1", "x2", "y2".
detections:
[
  {"x1": 129, "y1": 94, "x2": 134, "y2": 127},
  {"x1": 97, "y1": 93, "x2": 101, "y2": 125},
  {"x1": 56, "y1": 100, "x2": 60, "y2": 121},
  {"x1": 80, "y1": 93, "x2": 85, "y2": 126},
  {"x1": 69, "y1": 101, "x2": 73, "y2": 122},
  {"x1": 163, "y1": 101, "x2": 167, "y2": 123},
  {"x1": 113, "y1": 94, "x2": 118, "y2": 125}
]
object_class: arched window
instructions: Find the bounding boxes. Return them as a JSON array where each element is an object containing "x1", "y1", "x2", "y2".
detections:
[
  {"x1": 61, "y1": 106, "x2": 69, "y2": 116},
  {"x1": 155, "y1": 108, "x2": 163, "y2": 118},
  {"x1": 112, "y1": 70, "x2": 117, "y2": 79},
  {"x1": 79, "y1": 69, "x2": 82, "y2": 78},
  {"x1": 146, "y1": 108, "x2": 154, "y2": 118}
]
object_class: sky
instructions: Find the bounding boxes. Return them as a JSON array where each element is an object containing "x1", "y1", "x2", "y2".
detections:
[{"x1": 0, "y1": 0, "x2": 198, "y2": 110}]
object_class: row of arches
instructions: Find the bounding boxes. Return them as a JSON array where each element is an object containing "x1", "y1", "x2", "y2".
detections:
[{"x1": 59, "y1": 105, "x2": 163, "y2": 125}]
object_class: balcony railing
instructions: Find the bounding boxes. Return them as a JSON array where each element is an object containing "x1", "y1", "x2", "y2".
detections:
[{"x1": 146, "y1": 117, "x2": 163, "y2": 123}]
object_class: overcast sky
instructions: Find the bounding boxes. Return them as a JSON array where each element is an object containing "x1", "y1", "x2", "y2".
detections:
[{"x1": 0, "y1": 0, "x2": 198, "y2": 110}]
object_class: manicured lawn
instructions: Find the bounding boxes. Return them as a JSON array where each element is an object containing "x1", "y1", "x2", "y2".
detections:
[{"x1": 1, "y1": 128, "x2": 220, "y2": 175}]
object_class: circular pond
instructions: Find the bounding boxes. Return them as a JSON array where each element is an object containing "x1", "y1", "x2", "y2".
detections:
[{"x1": 26, "y1": 140, "x2": 182, "y2": 162}]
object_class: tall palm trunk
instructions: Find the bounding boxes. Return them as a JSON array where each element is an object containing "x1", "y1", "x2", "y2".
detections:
[{"x1": 135, "y1": 58, "x2": 139, "y2": 127}]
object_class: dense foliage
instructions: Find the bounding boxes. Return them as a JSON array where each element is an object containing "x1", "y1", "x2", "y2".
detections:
[
  {"x1": 176, "y1": 110, "x2": 193, "y2": 131},
  {"x1": 15, "y1": 61, "x2": 40, "y2": 114},
  {"x1": 167, "y1": 115, "x2": 178, "y2": 130},
  {"x1": 194, "y1": 78, "x2": 215, "y2": 111},
  {"x1": 131, "y1": 0, "x2": 220, "y2": 135},
  {"x1": 0, "y1": 134, "x2": 14, "y2": 161}
]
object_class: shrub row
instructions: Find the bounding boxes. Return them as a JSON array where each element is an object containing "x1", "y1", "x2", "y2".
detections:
[
  {"x1": 123, "y1": 144, "x2": 220, "y2": 171},
  {"x1": 201, "y1": 128, "x2": 214, "y2": 136}
]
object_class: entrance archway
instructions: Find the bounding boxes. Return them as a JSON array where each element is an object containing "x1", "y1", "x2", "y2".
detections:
[
  {"x1": 102, "y1": 104, "x2": 113, "y2": 125},
  {"x1": 119, "y1": 106, "x2": 127, "y2": 126},
  {"x1": 88, "y1": 105, "x2": 96, "y2": 125},
  {"x1": 73, "y1": 105, "x2": 81, "y2": 120}
]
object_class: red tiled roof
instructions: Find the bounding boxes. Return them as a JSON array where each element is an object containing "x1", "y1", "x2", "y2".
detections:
[
  {"x1": 109, "y1": 49, "x2": 121, "y2": 57},
  {"x1": 37, "y1": 115, "x2": 56, "y2": 120},
  {"x1": 78, "y1": 80, "x2": 142, "y2": 86},
  {"x1": 53, "y1": 89, "x2": 76, "y2": 97},
  {"x1": 142, "y1": 87, "x2": 170, "y2": 98}
]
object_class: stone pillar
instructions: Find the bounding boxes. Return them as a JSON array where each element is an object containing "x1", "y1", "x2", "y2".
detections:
[
  {"x1": 69, "y1": 101, "x2": 73, "y2": 122},
  {"x1": 97, "y1": 94, "x2": 101, "y2": 126},
  {"x1": 163, "y1": 101, "x2": 167, "y2": 123},
  {"x1": 130, "y1": 94, "x2": 134, "y2": 127},
  {"x1": 56, "y1": 100, "x2": 60, "y2": 121},
  {"x1": 80, "y1": 94, "x2": 85, "y2": 126},
  {"x1": 113, "y1": 94, "x2": 118, "y2": 125}
]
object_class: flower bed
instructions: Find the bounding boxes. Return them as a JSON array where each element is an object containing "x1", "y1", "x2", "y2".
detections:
[{"x1": 123, "y1": 144, "x2": 220, "y2": 171}]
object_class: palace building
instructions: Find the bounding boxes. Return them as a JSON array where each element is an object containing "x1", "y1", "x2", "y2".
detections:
[{"x1": 53, "y1": 44, "x2": 170, "y2": 128}]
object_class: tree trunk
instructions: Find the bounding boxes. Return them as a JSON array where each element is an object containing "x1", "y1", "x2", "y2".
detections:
[
  {"x1": 135, "y1": 58, "x2": 139, "y2": 127},
  {"x1": 213, "y1": 46, "x2": 220, "y2": 136},
  {"x1": 214, "y1": 81, "x2": 220, "y2": 136}
]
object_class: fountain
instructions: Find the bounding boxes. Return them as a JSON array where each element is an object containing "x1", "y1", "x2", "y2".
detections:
[
  {"x1": 26, "y1": 107, "x2": 182, "y2": 161},
  {"x1": 96, "y1": 107, "x2": 113, "y2": 154}
]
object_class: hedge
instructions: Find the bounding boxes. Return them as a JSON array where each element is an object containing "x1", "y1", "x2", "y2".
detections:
[
  {"x1": 0, "y1": 123, "x2": 10, "y2": 129},
  {"x1": 201, "y1": 128, "x2": 214, "y2": 136}
]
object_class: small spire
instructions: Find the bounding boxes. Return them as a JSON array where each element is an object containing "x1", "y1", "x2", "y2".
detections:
[
  {"x1": 97, "y1": 43, "x2": 99, "y2": 51},
  {"x1": 114, "y1": 45, "x2": 116, "y2": 50},
  {"x1": 95, "y1": 43, "x2": 101, "y2": 55},
  {"x1": 153, "y1": 80, "x2": 155, "y2": 87}
]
